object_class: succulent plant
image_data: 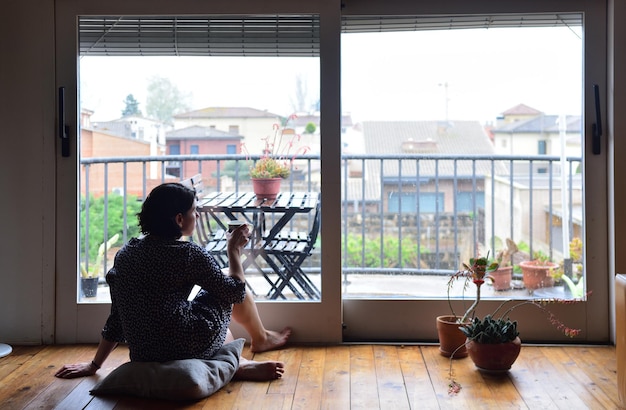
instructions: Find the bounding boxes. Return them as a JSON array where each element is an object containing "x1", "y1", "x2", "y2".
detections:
[{"x1": 460, "y1": 315, "x2": 519, "y2": 344}]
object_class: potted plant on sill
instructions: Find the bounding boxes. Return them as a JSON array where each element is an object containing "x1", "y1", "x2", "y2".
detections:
[
  {"x1": 447, "y1": 295, "x2": 586, "y2": 395},
  {"x1": 80, "y1": 233, "x2": 119, "y2": 298},
  {"x1": 244, "y1": 114, "x2": 310, "y2": 200},
  {"x1": 437, "y1": 255, "x2": 500, "y2": 358},
  {"x1": 489, "y1": 238, "x2": 522, "y2": 291},
  {"x1": 519, "y1": 249, "x2": 558, "y2": 291},
  {"x1": 553, "y1": 237, "x2": 585, "y2": 298}
]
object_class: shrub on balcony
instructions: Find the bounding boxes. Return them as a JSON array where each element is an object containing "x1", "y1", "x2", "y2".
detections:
[
  {"x1": 215, "y1": 160, "x2": 251, "y2": 179},
  {"x1": 80, "y1": 193, "x2": 141, "y2": 262},
  {"x1": 343, "y1": 233, "x2": 429, "y2": 269}
]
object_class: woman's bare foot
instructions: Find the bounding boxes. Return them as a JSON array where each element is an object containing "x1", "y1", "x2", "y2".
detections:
[
  {"x1": 250, "y1": 327, "x2": 292, "y2": 353},
  {"x1": 234, "y1": 358, "x2": 285, "y2": 381}
]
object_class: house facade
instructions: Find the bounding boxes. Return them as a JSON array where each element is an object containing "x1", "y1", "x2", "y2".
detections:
[
  {"x1": 165, "y1": 125, "x2": 243, "y2": 187},
  {"x1": 488, "y1": 104, "x2": 583, "y2": 255},
  {"x1": 342, "y1": 120, "x2": 499, "y2": 265},
  {"x1": 172, "y1": 107, "x2": 282, "y2": 157},
  {"x1": 492, "y1": 104, "x2": 582, "y2": 160},
  {"x1": 80, "y1": 111, "x2": 168, "y2": 197},
  {"x1": 353, "y1": 120, "x2": 498, "y2": 213},
  {"x1": 92, "y1": 115, "x2": 167, "y2": 146}
]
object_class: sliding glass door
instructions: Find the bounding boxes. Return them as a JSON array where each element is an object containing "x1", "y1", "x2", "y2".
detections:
[
  {"x1": 340, "y1": 0, "x2": 609, "y2": 343},
  {"x1": 55, "y1": 0, "x2": 342, "y2": 343}
]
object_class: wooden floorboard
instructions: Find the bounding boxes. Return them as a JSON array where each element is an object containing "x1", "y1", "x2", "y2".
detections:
[{"x1": 0, "y1": 343, "x2": 619, "y2": 410}]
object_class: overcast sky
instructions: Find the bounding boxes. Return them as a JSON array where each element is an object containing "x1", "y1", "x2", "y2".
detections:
[{"x1": 80, "y1": 26, "x2": 582, "y2": 125}]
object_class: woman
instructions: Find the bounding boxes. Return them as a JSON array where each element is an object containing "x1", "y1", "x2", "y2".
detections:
[{"x1": 56, "y1": 182, "x2": 290, "y2": 381}]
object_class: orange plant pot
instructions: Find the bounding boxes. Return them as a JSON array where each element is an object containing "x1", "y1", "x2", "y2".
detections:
[
  {"x1": 519, "y1": 261, "x2": 558, "y2": 290},
  {"x1": 252, "y1": 178, "x2": 282, "y2": 200},
  {"x1": 489, "y1": 266, "x2": 513, "y2": 291},
  {"x1": 436, "y1": 315, "x2": 469, "y2": 358},
  {"x1": 466, "y1": 336, "x2": 522, "y2": 372}
]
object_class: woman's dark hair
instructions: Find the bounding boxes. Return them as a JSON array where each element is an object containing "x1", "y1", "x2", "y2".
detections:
[{"x1": 137, "y1": 183, "x2": 196, "y2": 239}]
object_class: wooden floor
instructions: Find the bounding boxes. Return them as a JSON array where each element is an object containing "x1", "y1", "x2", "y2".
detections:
[{"x1": 0, "y1": 343, "x2": 620, "y2": 409}]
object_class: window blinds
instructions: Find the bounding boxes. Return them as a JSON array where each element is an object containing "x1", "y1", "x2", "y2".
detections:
[
  {"x1": 78, "y1": 13, "x2": 582, "y2": 57},
  {"x1": 341, "y1": 13, "x2": 582, "y2": 33},
  {"x1": 79, "y1": 15, "x2": 321, "y2": 56}
]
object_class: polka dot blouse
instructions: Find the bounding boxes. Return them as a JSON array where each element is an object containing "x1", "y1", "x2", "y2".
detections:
[{"x1": 102, "y1": 235, "x2": 246, "y2": 362}]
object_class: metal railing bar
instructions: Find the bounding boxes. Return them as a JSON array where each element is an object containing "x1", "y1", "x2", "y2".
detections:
[{"x1": 79, "y1": 153, "x2": 583, "y2": 287}]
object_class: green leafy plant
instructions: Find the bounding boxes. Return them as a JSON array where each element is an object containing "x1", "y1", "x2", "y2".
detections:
[
  {"x1": 343, "y1": 233, "x2": 429, "y2": 269},
  {"x1": 215, "y1": 160, "x2": 251, "y2": 179},
  {"x1": 460, "y1": 315, "x2": 519, "y2": 344},
  {"x1": 80, "y1": 193, "x2": 141, "y2": 278},
  {"x1": 243, "y1": 114, "x2": 310, "y2": 179},
  {"x1": 80, "y1": 193, "x2": 141, "y2": 261},
  {"x1": 561, "y1": 275, "x2": 585, "y2": 298},
  {"x1": 80, "y1": 233, "x2": 120, "y2": 278},
  {"x1": 556, "y1": 237, "x2": 585, "y2": 297},
  {"x1": 532, "y1": 249, "x2": 551, "y2": 264},
  {"x1": 569, "y1": 237, "x2": 583, "y2": 261},
  {"x1": 304, "y1": 122, "x2": 316, "y2": 134}
]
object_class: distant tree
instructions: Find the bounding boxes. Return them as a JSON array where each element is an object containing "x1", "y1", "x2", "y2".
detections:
[
  {"x1": 121, "y1": 94, "x2": 142, "y2": 117},
  {"x1": 214, "y1": 160, "x2": 252, "y2": 180},
  {"x1": 146, "y1": 76, "x2": 190, "y2": 123}
]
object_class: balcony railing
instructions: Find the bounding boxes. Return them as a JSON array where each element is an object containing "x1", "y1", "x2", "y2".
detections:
[{"x1": 80, "y1": 153, "x2": 583, "y2": 298}]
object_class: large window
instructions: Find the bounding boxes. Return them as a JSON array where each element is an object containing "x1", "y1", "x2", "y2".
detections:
[
  {"x1": 338, "y1": 7, "x2": 607, "y2": 342},
  {"x1": 77, "y1": 15, "x2": 321, "y2": 303},
  {"x1": 55, "y1": 0, "x2": 608, "y2": 344},
  {"x1": 341, "y1": 21, "x2": 584, "y2": 299}
]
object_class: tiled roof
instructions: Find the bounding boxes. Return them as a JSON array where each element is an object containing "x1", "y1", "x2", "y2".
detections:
[
  {"x1": 494, "y1": 115, "x2": 581, "y2": 134},
  {"x1": 166, "y1": 125, "x2": 242, "y2": 140},
  {"x1": 113, "y1": 115, "x2": 163, "y2": 124},
  {"x1": 500, "y1": 104, "x2": 543, "y2": 116},
  {"x1": 173, "y1": 107, "x2": 281, "y2": 119},
  {"x1": 361, "y1": 120, "x2": 504, "y2": 179},
  {"x1": 363, "y1": 121, "x2": 495, "y2": 155},
  {"x1": 291, "y1": 113, "x2": 354, "y2": 128}
]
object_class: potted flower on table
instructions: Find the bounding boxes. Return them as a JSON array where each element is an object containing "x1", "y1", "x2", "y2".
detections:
[{"x1": 243, "y1": 114, "x2": 310, "y2": 200}]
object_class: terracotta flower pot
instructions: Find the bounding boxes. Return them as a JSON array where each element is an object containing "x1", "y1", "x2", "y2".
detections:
[
  {"x1": 436, "y1": 315, "x2": 469, "y2": 358},
  {"x1": 519, "y1": 260, "x2": 558, "y2": 290},
  {"x1": 466, "y1": 336, "x2": 522, "y2": 372},
  {"x1": 252, "y1": 178, "x2": 282, "y2": 200},
  {"x1": 489, "y1": 266, "x2": 513, "y2": 291}
]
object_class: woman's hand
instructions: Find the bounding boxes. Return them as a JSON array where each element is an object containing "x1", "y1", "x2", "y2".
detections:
[
  {"x1": 54, "y1": 362, "x2": 98, "y2": 379},
  {"x1": 226, "y1": 224, "x2": 250, "y2": 283},
  {"x1": 227, "y1": 224, "x2": 250, "y2": 251}
]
